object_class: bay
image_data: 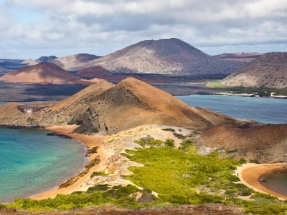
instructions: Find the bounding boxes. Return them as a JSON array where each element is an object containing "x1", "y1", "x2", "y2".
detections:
[
  {"x1": 260, "y1": 173, "x2": 287, "y2": 196},
  {"x1": 177, "y1": 95, "x2": 287, "y2": 124},
  {"x1": 0, "y1": 128, "x2": 88, "y2": 203}
]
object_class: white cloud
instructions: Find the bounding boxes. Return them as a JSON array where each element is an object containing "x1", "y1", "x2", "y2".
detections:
[{"x1": 0, "y1": 0, "x2": 287, "y2": 58}]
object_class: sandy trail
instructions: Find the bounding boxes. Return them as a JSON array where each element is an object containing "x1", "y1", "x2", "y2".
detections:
[
  {"x1": 31, "y1": 125, "x2": 107, "y2": 200},
  {"x1": 236, "y1": 163, "x2": 287, "y2": 200}
]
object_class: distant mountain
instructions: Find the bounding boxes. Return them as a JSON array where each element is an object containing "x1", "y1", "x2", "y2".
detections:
[
  {"x1": 38, "y1": 56, "x2": 57, "y2": 62},
  {"x1": 0, "y1": 62, "x2": 80, "y2": 84},
  {"x1": 21, "y1": 56, "x2": 58, "y2": 66},
  {"x1": 74, "y1": 38, "x2": 245, "y2": 76},
  {"x1": 221, "y1": 52, "x2": 287, "y2": 89},
  {"x1": 214, "y1": 52, "x2": 262, "y2": 62},
  {"x1": 52, "y1": 53, "x2": 101, "y2": 71},
  {"x1": 77, "y1": 66, "x2": 112, "y2": 78}
]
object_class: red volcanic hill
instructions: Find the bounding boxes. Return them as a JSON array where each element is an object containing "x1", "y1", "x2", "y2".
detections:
[{"x1": 0, "y1": 62, "x2": 80, "y2": 84}]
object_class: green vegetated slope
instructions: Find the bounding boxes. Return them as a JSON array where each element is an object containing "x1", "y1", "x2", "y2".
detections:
[
  {"x1": 206, "y1": 80, "x2": 287, "y2": 96},
  {"x1": 2, "y1": 136, "x2": 287, "y2": 214}
]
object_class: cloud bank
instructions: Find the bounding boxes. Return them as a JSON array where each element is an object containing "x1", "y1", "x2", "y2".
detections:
[{"x1": 1, "y1": 0, "x2": 287, "y2": 58}]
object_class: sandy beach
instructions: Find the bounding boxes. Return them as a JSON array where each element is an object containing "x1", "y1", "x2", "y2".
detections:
[
  {"x1": 31, "y1": 125, "x2": 107, "y2": 200},
  {"x1": 236, "y1": 163, "x2": 287, "y2": 200}
]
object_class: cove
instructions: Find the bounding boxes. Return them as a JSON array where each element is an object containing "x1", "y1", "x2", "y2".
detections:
[
  {"x1": 260, "y1": 172, "x2": 287, "y2": 196},
  {"x1": 0, "y1": 128, "x2": 88, "y2": 203}
]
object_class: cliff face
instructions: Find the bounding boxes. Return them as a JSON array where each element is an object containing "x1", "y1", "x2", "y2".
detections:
[
  {"x1": 74, "y1": 38, "x2": 245, "y2": 76},
  {"x1": 222, "y1": 52, "x2": 287, "y2": 89}
]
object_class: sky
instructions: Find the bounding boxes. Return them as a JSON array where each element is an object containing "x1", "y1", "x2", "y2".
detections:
[{"x1": 0, "y1": 0, "x2": 286, "y2": 59}]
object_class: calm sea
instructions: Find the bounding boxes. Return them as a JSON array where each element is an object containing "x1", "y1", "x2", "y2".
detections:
[
  {"x1": 0, "y1": 128, "x2": 88, "y2": 203},
  {"x1": 260, "y1": 173, "x2": 287, "y2": 196},
  {"x1": 177, "y1": 95, "x2": 287, "y2": 124}
]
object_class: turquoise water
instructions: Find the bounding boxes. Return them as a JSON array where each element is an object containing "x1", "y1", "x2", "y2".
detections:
[
  {"x1": 260, "y1": 173, "x2": 287, "y2": 196},
  {"x1": 0, "y1": 128, "x2": 88, "y2": 203},
  {"x1": 177, "y1": 95, "x2": 287, "y2": 124}
]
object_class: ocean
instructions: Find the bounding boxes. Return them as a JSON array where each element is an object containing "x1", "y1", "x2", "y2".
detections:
[
  {"x1": 177, "y1": 95, "x2": 287, "y2": 124},
  {"x1": 0, "y1": 128, "x2": 88, "y2": 203}
]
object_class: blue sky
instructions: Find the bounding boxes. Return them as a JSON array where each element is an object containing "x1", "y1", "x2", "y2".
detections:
[{"x1": 0, "y1": 0, "x2": 286, "y2": 59}]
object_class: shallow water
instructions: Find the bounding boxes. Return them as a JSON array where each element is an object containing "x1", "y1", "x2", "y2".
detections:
[
  {"x1": 260, "y1": 173, "x2": 287, "y2": 196},
  {"x1": 177, "y1": 95, "x2": 287, "y2": 124},
  {"x1": 0, "y1": 128, "x2": 88, "y2": 203}
]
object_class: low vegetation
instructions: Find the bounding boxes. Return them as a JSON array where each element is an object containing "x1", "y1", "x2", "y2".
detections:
[
  {"x1": 3, "y1": 137, "x2": 287, "y2": 214},
  {"x1": 90, "y1": 171, "x2": 108, "y2": 178},
  {"x1": 206, "y1": 81, "x2": 287, "y2": 96}
]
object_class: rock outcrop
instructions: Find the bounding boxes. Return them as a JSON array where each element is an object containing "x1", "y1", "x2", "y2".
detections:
[{"x1": 222, "y1": 52, "x2": 287, "y2": 88}]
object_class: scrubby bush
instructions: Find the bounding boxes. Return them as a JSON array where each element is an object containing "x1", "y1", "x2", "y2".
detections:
[{"x1": 162, "y1": 128, "x2": 175, "y2": 132}]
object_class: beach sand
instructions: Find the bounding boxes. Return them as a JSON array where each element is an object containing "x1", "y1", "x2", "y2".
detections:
[
  {"x1": 236, "y1": 163, "x2": 287, "y2": 200},
  {"x1": 31, "y1": 125, "x2": 107, "y2": 200}
]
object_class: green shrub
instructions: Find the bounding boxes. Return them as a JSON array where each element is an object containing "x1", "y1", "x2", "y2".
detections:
[
  {"x1": 173, "y1": 132, "x2": 185, "y2": 139},
  {"x1": 92, "y1": 127, "x2": 99, "y2": 133},
  {"x1": 164, "y1": 139, "x2": 175, "y2": 147},
  {"x1": 67, "y1": 120, "x2": 74, "y2": 125},
  {"x1": 91, "y1": 171, "x2": 108, "y2": 177},
  {"x1": 162, "y1": 128, "x2": 175, "y2": 132},
  {"x1": 249, "y1": 159, "x2": 260, "y2": 164},
  {"x1": 227, "y1": 148, "x2": 238, "y2": 154},
  {"x1": 88, "y1": 146, "x2": 99, "y2": 154},
  {"x1": 239, "y1": 158, "x2": 247, "y2": 164},
  {"x1": 0, "y1": 204, "x2": 5, "y2": 209},
  {"x1": 87, "y1": 184, "x2": 109, "y2": 193}
]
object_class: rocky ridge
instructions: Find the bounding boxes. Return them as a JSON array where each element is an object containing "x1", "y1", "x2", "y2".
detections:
[
  {"x1": 74, "y1": 38, "x2": 245, "y2": 76},
  {"x1": 221, "y1": 52, "x2": 287, "y2": 88}
]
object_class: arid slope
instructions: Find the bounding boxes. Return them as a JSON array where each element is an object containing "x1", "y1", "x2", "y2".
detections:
[{"x1": 222, "y1": 52, "x2": 287, "y2": 88}]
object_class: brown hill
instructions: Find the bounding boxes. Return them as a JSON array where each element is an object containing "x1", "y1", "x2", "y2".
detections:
[
  {"x1": 201, "y1": 122, "x2": 287, "y2": 163},
  {"x1": 0, "y1": 77, "x2": 236, "y2": 134},
  {"x1": 74, "y1": 38, "x2": 245, "y2": 76},
  {"x1": 221, "y1": 52, "x2": 287, "y2": 88},
  {"x1": 52, "y1": 54, "x2": 101, "y2": 71},
  {"x1": 214, "y1": 52, "x2": 261, "y2": 62},
  {"x1": 0, "y1": 62, "x2": 80, "y2": 84}
]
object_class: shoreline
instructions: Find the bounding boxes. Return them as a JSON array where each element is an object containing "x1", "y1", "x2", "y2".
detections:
[
  {"x1": 31, "y1": 125, "x2": 107, "y2": 200},
  {"x1": 236, "y1": 163, "x2": 287, "y2": 200}
]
